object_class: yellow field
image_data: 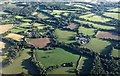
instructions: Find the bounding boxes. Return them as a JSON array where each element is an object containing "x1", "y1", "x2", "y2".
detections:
[
  {"x1": 0, "y1": 41, "x2": 5, "y2": 49},
  {"x1": 0, "y1": 25, "x2": 13, "y2": 34},
  {"x1": 6, "y1": 33, "x2": 24, "y2": 41}
]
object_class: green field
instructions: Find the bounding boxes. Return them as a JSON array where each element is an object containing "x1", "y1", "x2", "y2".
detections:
[
  {"x1": 55, "y1": 29, "x2": 76, "y2": 43},
  {"x1": 80, "y1": 38, "x2": 111, "y2": 53},
  {"x1": 111, "y1": 48, "x2": 119, "y2": 57},
  {"x1": 35, "y1": 48, "x2": 79, "y2": 68},
  {"x1": 48, "y1": 67, "x2": 76, "y2": 75},
  {"x1": 75, "y1": 19, "x2": 115, "y2": 30},
  {"x1": 1, "y1": 49, "x2": 39, "y2": 74},
  {"x1": 79, "y1": 13, "x2": 111, "y2": 22},
  {"x1": 79, "y1": 26, "x2": 96, "y2": 36},
  {"x1": 10, "y1": 28, "x2": 25, "y2": 33},
  {"x1": 107, "y1": 8, "x2": 120, "y2": 12},
  {"x1": 104, "y1": 12, "x2": 120, "y2": 20}
]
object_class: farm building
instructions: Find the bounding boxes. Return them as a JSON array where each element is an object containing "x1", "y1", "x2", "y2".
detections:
[{"x1": 75, "y1": 34, "x2": 90, "y2": 45}]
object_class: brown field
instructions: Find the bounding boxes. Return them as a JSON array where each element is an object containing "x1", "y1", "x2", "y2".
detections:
[
  {"x1": 26, "y1": 38, "x2": 51, "y2": 48},
  {"x1": 6, "y1": 33, "x2": 24, "y2": 41},
  {"x1": 67, "y1": 23, "x2": 79, "y2": 30},
  {"x1": 0, "y1": 25, "x2": 13, "y2": 34},
  {"x1": 0, "y1": 41, "x2": 5, "y2": 49},
  {"x1": 96, "y1": 31, "x2": 120, "y2": 40}
]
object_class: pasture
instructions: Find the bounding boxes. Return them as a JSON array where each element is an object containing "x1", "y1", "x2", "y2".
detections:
[
  {"x1": 78, "y1": 26, "x2": 96, "y2": 36},
  {"x1": 75, "y1": 19, "x2": 115, "y2": 30},
  {"x1": 79, "y1": 13, "x2": 111, "y2": 22},
  {"x1": 80, "y1": 38, "x2": 111, "y2": 53},
  {"x1": 1, "y1": 49, "x2": 39, "y2": 74},
  {"x1": 55, "y1": 29, "x2": 76, "y2": 43},
  {"x1": 104, "y1": 12, "x2": 120, "y2": 20},
  {"x1": 111, "y1": 48, "x2": 119, "y2": 57},
  {"x1": 35, "y1": 48, "x2": 79, "y2": 71}
]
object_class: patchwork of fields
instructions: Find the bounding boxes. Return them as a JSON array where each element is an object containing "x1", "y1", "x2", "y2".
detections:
[{"x1": 0, "y1": 2, "x2": 119, "y2": 75}]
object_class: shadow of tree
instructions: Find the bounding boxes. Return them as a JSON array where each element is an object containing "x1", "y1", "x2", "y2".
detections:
[
  {"x1": 80, "y1": 57, "x2": 94, "y2": 74},
  {"x1": 21, "y1": 58, "x2": 39, "y2": 74}
]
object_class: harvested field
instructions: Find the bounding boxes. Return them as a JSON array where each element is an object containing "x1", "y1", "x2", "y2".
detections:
[
  {"x1": 67, "y1": 23, "x2": 79, "y2": 30},
  {"x1": 0, "y1": 41, "x2": 5, "y2": 49},
  {"x1": 96, "y1": 31, "x2": 120, "y2": 40},
  {"x1": 0, "y1": 25, "x2": 13, "y2": 34},
  {"x1": 26, "y1": 38, "x2": 51, "y2": 48},
  {"x1": 32, "y1": 12, "x2": 38, "y2": 15},
  {"x1": 6, "y1": 33, "x2": 24, "y2": 41}
]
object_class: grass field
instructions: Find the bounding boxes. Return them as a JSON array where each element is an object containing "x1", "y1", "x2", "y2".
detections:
[
  {"x1": 73, "y1": 5, "x2": 91, "y2": 10},
  {"x1": 111, "y1": 48, "x2": 119, "y2": 57},
  {"x1": 75, "y1": 19, "x2": 115, "y2": 30},
  {"x1": 35, "y1": 48, "x2": 79, "y2": 68},
  {"x1": 79, "y1": 13, "x2": 111, "y2": 22},
  {"x1": 6, "y1": 33, "x2": 24, "y2": 41},
  {"x1": 107, "y1": 8, "x2": 120, "y2": 12},
  {"x1": 55, "y1": 29, "x2": 76, "y2": 43},
  {"x1": 15, "y1": 16, "x2": 24, "y2": 19},
  {"x1": 37, "y1": 12, "x2": 49, "y2": 19},
  {"x1": 79, "y1": 26, "x2": 96, "y2": 36},
  {"x1": 1, "y1": 49, "x2": 39, "y2": 74},
  {"x1": 48, "y1": 67, "x2": 76, "y2": 75},
  {"x1": 10, "y1": 28, "x2": 25, "y2": 33},
  {"x1": 104, "y1": 12, "x2": 120, "y2": 20},
  {"x1": 80, "y1": 38, "x2": 111, "y2": 53}
]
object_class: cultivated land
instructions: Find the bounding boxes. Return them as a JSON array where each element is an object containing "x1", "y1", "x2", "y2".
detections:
[
  {"x1": 1, "y1": 2, "x2": 120, "y2": 75},
  {"x1": 6, "y1": 33, "x2": 24, "y2": 41},
  {"x1": 26, "y1": 38, "x2": 51, "y2": 48},
  {"x1": 0, "y1": 25, "x2": 13, "y2": 34},
  {"x1": 0, "y1": 41, "x2": 5, "y2": 49},
  {"x1": 96, "y1": 31, "x2": 120, "y2": 40}
]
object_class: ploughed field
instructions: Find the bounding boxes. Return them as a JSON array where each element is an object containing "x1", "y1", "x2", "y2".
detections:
[
  {"x1": 96, "y1": 31, "x2": 120, "y2": 40},
  {"x1": 26, "y1": 38, "x2": 51, "y2": 48}
]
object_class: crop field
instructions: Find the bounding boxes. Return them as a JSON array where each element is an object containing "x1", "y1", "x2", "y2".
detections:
[
  {"x1": 80, "y1": 38, "x2": 111, "y2": 53},
  {"x1": 67, "y1": 23, "x2": 79, "y2": 30},
  {"x1": 26, "y1": 38, "x2": 51, "y2": 48},
  {"x1": 0, "y1": 25, "x2": 13, "y2": 34},
  {"x1": 96, "y1": 31, "x2": 120, "y2": 40},
  {"x1": 35, "y1": 48, "x2": 79, "y2": 73},
  {"x1": 6, "y1": 33, "x2": 24, "y2": 41},
  {"x1": 55, "y1": 29, "x2": 76, "y2": 43},
  {"x1": 78, "y1": 26, "x2": 96, "y2": 36},
  {"x1": 0, "y1": 41, "x2": 5, "y2": 49}
]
